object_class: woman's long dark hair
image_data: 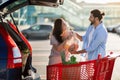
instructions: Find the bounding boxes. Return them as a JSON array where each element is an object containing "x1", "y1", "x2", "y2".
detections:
[{"x1": 52, "y1": 18, "x2": 63, "y2": 43}]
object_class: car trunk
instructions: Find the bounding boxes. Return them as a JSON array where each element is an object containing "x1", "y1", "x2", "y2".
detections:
[{"x1": 0, "y1": 0, "x2": 64, "y2": 79}]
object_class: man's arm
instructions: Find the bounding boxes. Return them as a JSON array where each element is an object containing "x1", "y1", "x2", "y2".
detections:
[
  {"x1": 71, "y1": 49, "x2": 87, "y2": 54},
  {"x1": 75, "y1": 33, "x2": 83, "y2": 41}
]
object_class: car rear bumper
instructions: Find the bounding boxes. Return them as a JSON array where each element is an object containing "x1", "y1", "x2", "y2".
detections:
[{"x1": 0, "y1": 68, "x2": 22, "y2": 80}]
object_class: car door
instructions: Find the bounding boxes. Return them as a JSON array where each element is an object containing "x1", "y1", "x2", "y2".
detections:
[
  {"x1": 39, "y1": 25, "x2": 48, "y2": 37},
  {"x1": 39, "y1": 25, "x2": 52, "y2": 38}
]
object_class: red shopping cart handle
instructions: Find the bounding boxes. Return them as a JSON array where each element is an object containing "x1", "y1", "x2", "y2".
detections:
[
  {"x1": 97, "y1": 54, "x2": 101, "y2": 59},
  {"x1": 107, "y1": 51, "x2": 120, "y2": 58}
]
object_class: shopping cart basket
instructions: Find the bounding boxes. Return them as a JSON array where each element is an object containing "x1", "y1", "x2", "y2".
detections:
[{"x1": 47, "y1": 55, "x2": 118, "y2": 80}]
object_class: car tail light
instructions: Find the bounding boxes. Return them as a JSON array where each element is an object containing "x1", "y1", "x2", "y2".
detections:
[{"x1": 7, "y1": 47, "x2": 22, "y2": 69}]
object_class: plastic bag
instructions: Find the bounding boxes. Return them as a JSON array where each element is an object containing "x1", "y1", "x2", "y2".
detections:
[{"x1": 61, "y1": 51, "x2": 78, "y2": 65}]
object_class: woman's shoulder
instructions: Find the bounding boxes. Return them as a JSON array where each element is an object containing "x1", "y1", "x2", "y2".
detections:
[{"x1": 50, "y1": 34, "x2": 59, "y2": 45}]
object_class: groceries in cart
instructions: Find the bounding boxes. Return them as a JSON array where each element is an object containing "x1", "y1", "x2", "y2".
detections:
[
  {"x1": 61, "y1": 51, "x2": 78, "y2": 65},
  {"x1": 47, "y1": 53, "x2": 120, "y2": 80},
  {"x1": 61, "y1": 51, "x2": 86, "y2": 65}
]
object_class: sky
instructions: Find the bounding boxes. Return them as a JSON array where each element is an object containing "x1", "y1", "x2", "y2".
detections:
[{"x1": 76, "y1": 0, "x2": 120, "y2": 3}]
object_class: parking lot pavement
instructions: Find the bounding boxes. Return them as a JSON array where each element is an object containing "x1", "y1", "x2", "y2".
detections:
[
  {"x1": 111, "y1": 57, "x2": 120, "y2": 80},
  {"x1": 29, "y1": 32, "x2": 120, "y2": 80}
]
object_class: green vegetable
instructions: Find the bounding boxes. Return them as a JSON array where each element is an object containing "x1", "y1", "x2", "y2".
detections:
[
  {"x1": 61, "y1": 51, "x2": 78, "y2": 65},
  {"x1": 22, "y1": 48, "x2": 30, "y2": 54},
  {"x1": 61, "y1": 51, "x2": 66, "y2": 64},
  {"x1": 70, "y1": 55, "x2": 77, "y2": 64}
]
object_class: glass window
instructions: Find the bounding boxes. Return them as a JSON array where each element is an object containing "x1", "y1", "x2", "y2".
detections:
[
  {"x1": 40, "y1": 25, "x2": 52, "y2": 30},
  {"x1": 31, "y1": 25, "x2": 40, "y2": 31}
]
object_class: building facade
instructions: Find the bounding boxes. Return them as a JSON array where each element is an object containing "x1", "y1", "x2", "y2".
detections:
[{"x1": 10, "y1": 0, "x2": 120, "y2": 28}]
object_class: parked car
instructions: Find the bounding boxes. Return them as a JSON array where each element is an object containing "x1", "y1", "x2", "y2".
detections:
[
  {"x1": 0, "y1": 0, "x2": 63, "y2": 80},
  {"x1": 107, "y1": 24, "x2": 120, "y2": 33},
  {"x1": 0, "y1": 19, "x2": 36, "y2": 80},
  {"x1": 21, "y1": 23, "x2": 53, "y2": 39},
  {"x1": 116, "y1": 27, "x2": 120, "y2": 35}
]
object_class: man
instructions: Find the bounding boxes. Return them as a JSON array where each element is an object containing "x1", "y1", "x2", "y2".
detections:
[{"x1": 72, "y1": 9, "x2": 108, "y2": 60}]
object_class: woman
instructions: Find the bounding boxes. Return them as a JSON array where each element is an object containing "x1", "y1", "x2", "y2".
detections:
[{"x1": 48, "y1": 18, "x2": 78, "y2": 65}]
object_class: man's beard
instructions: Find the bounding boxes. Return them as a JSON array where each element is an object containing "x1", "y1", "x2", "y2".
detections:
[
  {"x1": 90, "y1": 20, "x2": 95, "y2": 25},
  {"x1": 90, "y1": 22, "x2": 93, "y2": 25}
]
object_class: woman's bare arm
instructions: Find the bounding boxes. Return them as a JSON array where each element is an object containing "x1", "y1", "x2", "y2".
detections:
[{"x1": 52, "y1": 40, "x2": 67, "y2": 52}]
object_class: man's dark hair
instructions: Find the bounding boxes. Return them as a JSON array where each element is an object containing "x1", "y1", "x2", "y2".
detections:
[{"x1": 91, "y1": 9, "x2": 105, "y2": 21}]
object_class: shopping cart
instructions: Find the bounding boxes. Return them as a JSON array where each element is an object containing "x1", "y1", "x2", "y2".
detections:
[{"x1": 47, "y1": 53, "x2": 119, "y2": 80}]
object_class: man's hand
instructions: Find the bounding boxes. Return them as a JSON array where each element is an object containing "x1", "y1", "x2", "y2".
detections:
[
  {"x1": 70, "y1": 50, "x2": 78, "y2": 54},
  {"x1": 71, "y1": 49, "x2": 87, "y2": 54},
  {"x1": 75, "y1": 33, "x2": 82, "y2": 41}
]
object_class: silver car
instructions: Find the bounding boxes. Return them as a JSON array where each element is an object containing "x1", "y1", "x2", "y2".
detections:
[{"x1": 21, "y1": 24, "x2": 53, "y2": 39}]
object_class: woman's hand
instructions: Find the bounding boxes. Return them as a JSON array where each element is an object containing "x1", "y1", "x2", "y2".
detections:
[{"x1": 68, "y1": 43, "x2": 78, "y2": 52}]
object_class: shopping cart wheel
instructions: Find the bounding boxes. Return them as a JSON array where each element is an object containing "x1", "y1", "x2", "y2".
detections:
[{"x1": 23, "y1": 76, "x2": 33, "y2": 80}]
